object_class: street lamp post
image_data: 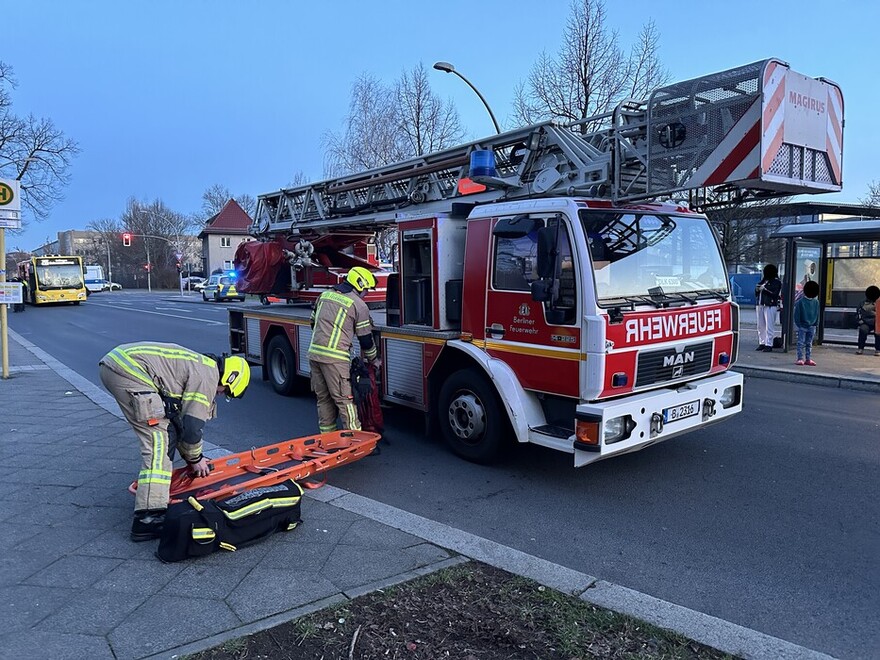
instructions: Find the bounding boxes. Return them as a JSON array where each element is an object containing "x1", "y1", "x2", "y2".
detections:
[{"x1": 433, "y1": 61, "x2": 501, "y2": 134}]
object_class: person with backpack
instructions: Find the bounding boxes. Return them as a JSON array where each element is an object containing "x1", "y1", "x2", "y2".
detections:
[
  {"x1": 793, "y1": 280, "x2": 820, "y2": 366},
  {"x1": 754, "y1": 264, "x2": 783, "y2": 352},
  {"x1": 855, "y1": 285, "x2": 879, "y2": 356}
]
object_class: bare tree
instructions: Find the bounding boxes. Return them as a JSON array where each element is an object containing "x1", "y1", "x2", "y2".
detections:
[
  {"x1": 324, "y1": 65, "x2": 464, "y2": 176},
  {"x1": 196, "y1": 183, "x2": 256, "y2": 221},
  {"x1": 707, "y1": 197, "x2": 792, "y2": 269},
  {"x1": 121, "y1": 198, "x2": 197, "y2": 287},
  {"x1": 513, "y1": 1, "x2": 669, "y2": 132},
  {"x1": 0, "y1": 62, "x2": 79, "y2": 227},
  {"x1": 861, "y1": 181, "x2": 880, "y2": 208}
]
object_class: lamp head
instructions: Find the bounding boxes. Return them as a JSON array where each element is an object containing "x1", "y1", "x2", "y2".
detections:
[{"x1": 433, "y1": 61, "x2": 455, "y2": 73}]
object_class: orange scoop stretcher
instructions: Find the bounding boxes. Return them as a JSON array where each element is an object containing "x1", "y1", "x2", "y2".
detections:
[{"x1": 129, "y1": 430, "x2": 379, "y2": 505}]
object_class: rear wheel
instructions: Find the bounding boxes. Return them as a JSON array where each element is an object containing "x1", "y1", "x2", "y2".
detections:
[
  {"x1": 201, "y1": 291, "x2": 208, "y2": 301},
  {"x1": 437, "y1": 368, "x2": 510, "y2": 464},
  {"x1": 266, "y1": 334, "x2": 301, "y2": 396}
]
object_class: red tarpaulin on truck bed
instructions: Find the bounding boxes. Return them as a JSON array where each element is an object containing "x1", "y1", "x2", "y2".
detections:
[{"x1": 233, "y1": 241, "x2": 286, "y2": 293}]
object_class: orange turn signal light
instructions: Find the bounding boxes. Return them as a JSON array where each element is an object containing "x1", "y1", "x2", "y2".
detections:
[{"x1": 575, "y1": 419, "x2": 600, "y2": 445}]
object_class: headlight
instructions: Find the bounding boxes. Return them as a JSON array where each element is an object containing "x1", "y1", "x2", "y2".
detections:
[
  {"x1": 719, "y1": 386, "x2": 740, "y2": 409},
  {"x1": 604, "y1": 415, "x2": 636, "y2": 444}
]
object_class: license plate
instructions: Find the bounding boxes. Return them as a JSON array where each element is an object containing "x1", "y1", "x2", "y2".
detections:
[{"x1": 663, "y1": 400, "x2": 700, "y2": 423}]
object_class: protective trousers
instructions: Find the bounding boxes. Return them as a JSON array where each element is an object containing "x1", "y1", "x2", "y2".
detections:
[
  {"x1": 309, "y1": 359, "x2": 361, "y2": 433},
  {"x1": 99, "y1": 364, "x2": 172, "y2": 511}
]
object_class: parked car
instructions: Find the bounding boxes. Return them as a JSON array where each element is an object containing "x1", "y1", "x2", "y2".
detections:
[
  {"x1": 102, "y1": 280, "x2": 123, "y2": 291},
  {"x1": 182, "y1": 276, "x2": 206, "y2": 289},
  {"x1": 202, "y1": 274, "x2": 244, "y2": 302}
]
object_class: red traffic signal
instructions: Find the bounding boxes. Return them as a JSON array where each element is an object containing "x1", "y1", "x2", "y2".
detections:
[{"x1": 122, "y1": 232, "x2": 132, "y2": 247}]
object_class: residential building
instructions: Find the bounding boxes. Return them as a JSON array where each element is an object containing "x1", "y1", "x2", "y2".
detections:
[{"x1": 199, "y1": 199, "x2": 253, "y2": 274}]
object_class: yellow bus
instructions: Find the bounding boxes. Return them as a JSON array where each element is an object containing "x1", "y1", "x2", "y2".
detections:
[{"x1": 18, "y1": 255, "x2": 88, "y2": 305}]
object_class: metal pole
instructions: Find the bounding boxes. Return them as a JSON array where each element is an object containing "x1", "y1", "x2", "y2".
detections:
[
  {"x1": 451, "y1": 70, "x2": 501, "y2": 134},
  {"x1": 1, "y1": 226, "x2": 8, "y2": 379},
  {"x1": 146, "y1": 240, "x2": 151, "y2": 293},
  {"x1": 106, "y1": 240, "x2": 112, "y2": 283}
]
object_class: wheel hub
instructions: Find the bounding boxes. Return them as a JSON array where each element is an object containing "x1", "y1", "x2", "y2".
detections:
[
  {"x1": 447, "y1": 393, "x2": 486, "y2": 441},
  {"x1": 270, "y1": 349, "x2": 288, "y2": 382}
]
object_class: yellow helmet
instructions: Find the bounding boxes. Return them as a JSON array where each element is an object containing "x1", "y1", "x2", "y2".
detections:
[
  {"x1": 220, "y1": 355, "x2": 251, "y2": 398},
  {"x1": 346, "y1": 266, "x2": 377, "y2": 292}
]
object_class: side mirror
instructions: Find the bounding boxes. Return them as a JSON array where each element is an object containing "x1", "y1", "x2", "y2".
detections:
[
  {"x1": 531, "y1": 280, "x2": 551, "y2": 302},
  {"x1": 535, "y1": 226, "x2": 556, "y2": 279}
]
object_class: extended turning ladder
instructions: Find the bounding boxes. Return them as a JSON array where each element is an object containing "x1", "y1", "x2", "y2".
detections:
[{"x1": 252, "y1": 58, "x2": 843, "y2": 236}]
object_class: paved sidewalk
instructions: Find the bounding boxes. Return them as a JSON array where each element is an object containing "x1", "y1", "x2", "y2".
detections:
[
  {"x1": 0, "y1": 339, "x2": 458, "y2": 659},
  {"x1": 737, "y1": 306, "x2": 880, "y2": 391},
  {"x1": 0, "y1": 333, "x2": 840, "y2": 660}
]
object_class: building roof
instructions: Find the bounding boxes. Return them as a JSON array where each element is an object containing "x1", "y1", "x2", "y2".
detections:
[
  {"x1": 198, "y1": 199, "x2": 252, "y2": 237},
  {"x1": 771, "y1": 219, "x2": 880, "y2": 242},
  {"x1": 727, "y1": 201, "x2": 880, "y2": 220}
]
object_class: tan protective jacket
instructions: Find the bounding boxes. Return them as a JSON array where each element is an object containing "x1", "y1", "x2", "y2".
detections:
[
  {"x1": 99, "y1": 342, "x2": 218, "y2": 445},
  {"x1": 308, "y1": 289, "x2": 376, "y2": 364}
]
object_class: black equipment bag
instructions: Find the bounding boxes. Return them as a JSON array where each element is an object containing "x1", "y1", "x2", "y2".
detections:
[{"x1": 156, "y1": 479, "x2": 303, "y2": 563}]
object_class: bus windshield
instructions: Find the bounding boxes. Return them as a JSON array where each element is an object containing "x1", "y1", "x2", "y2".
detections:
[
  {"x1": 579, "y1": 211, "x2": 728, "y2": 306},
  {"x1": 36, "y1": 264, "x2": 84, "y2": 290}
]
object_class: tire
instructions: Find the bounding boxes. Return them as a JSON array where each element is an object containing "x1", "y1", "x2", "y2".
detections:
[
  {"x1": 73, "y1": 301, "x2": 81, "y2": 306},
  {"x1": 202, "y1": 291, "x2": 208, "y2": 302},
  {"x1": 437, "y1": 368, "x2": 510, "y2": 464},
  {"x1": 260, "y1": 295, "x2": 270, "y2": 306},
  {"x1": 266, "y1": 334, "x2": 300, "y2": 396}
]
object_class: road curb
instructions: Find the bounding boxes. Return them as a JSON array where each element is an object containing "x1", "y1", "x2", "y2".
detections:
[
  {"x1": 736, "y1": 364, "x2": 880, "y2": 392},
  {"x1": 8, "y1": 332, "x2": 838, "y2": 660}
]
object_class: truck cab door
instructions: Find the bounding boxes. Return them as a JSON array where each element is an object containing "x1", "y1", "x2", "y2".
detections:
[{"x1": 484, "y1": 214, "x2": 582, "y2": 398}]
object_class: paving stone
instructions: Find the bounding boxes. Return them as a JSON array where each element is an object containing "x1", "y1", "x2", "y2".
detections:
[
  {"x1": 322, "y1": 542, "x2": 450, "y2": 590},
  {"x1": 0, "y1": 498, "x2": 35, "y2": 523},
  {"x1": 225, "y1": 567, "x2": 339, "y2": 622},
  {"x1": 258, "y1": 539, "x2": 336, "y2": 572},
  {"x1": 159, "y1": 562, "x2": 254, "y2": 600},
  {"x1": 93, "y1": 558, "x2": 185, "y2": 594},
  {"x1": 7, "y1": 502, "x2": 83, "y2": 526},
  {"x1": 4, "y1": 467, "x2": 104, "y2": 487},
  {"x1": 0, "y1": 484, "x2": 74, "y2": 502},
  {"x1": 337, "y1": 517, "x2": 423, "y2": 549},
  {"x1": 109, "y1": 594, "x2": 240, "y2": 659},
  {"x1": 53, "y1": 485, "x2": 135, "y2": 508},
  {"x1": 0, "y1": 630, "x2": 114, "y2": 659},
  {"x1": 25, "y1": 555, "x2": 124, "y2": 589},
  {"x1": 37, "y1": 589, "x2": 149, "y2": 636},
  {"x1": 0, "y1": 548, "x2": 61, "y2": 586},
  {"x1": 13, "y1": 525, "x2": 105, "y2": 556},
  {"x1": 0, "y1": 522, "x2": 44, "y2": 552},
  {"x1": 0, "y1": 584, "x2": 76, "y2": 633},
  {"x1": 52, "y1": 504, "x2": 131, "y2": 530},
  {"x1": 75, "y1": 528, "x2": 157, "y2": 560}
]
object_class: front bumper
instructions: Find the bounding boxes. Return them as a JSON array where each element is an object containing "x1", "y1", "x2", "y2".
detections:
[{"x1": 572, "y1": 371, "x2": 743, "y2": 466}]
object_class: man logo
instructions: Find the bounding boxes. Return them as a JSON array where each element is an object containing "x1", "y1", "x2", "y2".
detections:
[
  {"x1": 518, "y1": 303, "x2": 530, "y2": 316},
  {"x1": 663, "y1": 351, "x2": 694, "y2": 368},
  {"x1": 672, "y1": 365, "x2": 684, "y2": 378}
]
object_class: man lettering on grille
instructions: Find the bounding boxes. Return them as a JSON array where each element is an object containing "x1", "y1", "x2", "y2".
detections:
[
  {"x1": 99, "y1": 343, "x2": 251, "y2": 541},
  {"x1": 308, "y1": 267, "x2": 379, "y2": 433}
]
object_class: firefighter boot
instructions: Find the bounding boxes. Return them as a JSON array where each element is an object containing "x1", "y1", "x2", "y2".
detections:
[{"x1": 131, "y1": 509, "x2": 166, "y2": 542}]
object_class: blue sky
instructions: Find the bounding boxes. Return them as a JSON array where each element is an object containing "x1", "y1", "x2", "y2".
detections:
[{"x1": 5, "y1": 0, "x2": 878, "y2": 250}]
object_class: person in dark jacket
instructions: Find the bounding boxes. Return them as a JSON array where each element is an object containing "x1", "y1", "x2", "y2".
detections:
[
  {"x1": 855, "y1": 285, "x2": 879, "y2": 355},
  {"x1": 754, "y1": 264, "x2": 783, "y2": 352},
  {"x1": 793, "y1": 280, "x2": 820, "y2": 365}
]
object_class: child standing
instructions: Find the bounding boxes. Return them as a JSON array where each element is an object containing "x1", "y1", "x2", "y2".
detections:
[{"x1": 793, "y1": 280, "x2": 820, "y2": 365}]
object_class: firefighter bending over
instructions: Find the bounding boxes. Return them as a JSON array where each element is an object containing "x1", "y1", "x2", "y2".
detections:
[
  {"x1": 308, "y1": 266, "x2": 379, "y2": 432},
  {"x1": 99, "y1": 342, "x2": 251, "y2": 541}
]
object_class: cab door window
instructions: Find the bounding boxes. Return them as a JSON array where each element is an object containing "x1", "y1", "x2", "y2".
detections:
[{"x1": 492, "y1": 216, "x2": 577, "y2": 325}]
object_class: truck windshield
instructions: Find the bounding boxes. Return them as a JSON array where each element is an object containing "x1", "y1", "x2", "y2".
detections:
[
  {"x1": 579, "y1": 210, "x2": 728, "y2": 306},
  {"x1": 36, "y1": 264, "x2": 84, "y2": 290}
]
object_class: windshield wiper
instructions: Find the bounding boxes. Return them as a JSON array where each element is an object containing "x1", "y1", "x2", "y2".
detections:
[{"x1": 690, "y1": 288, "x2": 728, "y2": 301}]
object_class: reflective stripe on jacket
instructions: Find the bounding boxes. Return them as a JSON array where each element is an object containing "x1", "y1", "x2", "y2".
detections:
[{"x1": 308, "y1": 289, "x2": 376, "y2": 363}]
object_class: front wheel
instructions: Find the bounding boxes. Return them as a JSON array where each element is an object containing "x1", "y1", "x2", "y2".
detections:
[
  {"x1": 437, "y1": 368, "x2": 510, "y2": 464},
  {"x1": 201, "y1": 291, "x2": 208, "y2": 302},
  {"x1": 266, "y1": 334, "x2": 301, "y2": 396}
]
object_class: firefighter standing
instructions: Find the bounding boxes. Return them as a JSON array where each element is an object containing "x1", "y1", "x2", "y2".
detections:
[
  {"x1": 309, "y1": 267, "x2": 379, "y2": 432},
  {"x1": 99, "y1": 342, "x2": 251, "y2": 541}
]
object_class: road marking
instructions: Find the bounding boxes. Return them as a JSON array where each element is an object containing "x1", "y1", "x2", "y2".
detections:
[{"x1": 86, "y1": 302, "x2": 223, "y2": 325}]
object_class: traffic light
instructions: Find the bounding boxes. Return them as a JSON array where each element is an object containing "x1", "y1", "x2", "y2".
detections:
[
  {"x1": 122, "y1": 232, "x2": 132, "y2": 247},
  {"x1": 176, "y1": 262, "x2": 182, "y2": 273}
]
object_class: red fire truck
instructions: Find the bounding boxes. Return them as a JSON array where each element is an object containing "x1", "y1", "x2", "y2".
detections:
[{"x1": 228, "y1": 58, "x2": 843, "y2": 466}]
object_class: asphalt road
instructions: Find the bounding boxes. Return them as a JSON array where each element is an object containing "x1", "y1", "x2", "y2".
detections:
[{"x1": 9, "y1": 291, "x2": 879, "y2": 659}]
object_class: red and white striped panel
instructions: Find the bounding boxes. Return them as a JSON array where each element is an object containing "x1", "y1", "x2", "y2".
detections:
[
  {"x1": 683, "y1": 98, "x2": 762, "y2": 189},
  {"x1": 761, "y1": 60, "x2": 787, "y2": 174},
  {"x1": 826, "y1": 83, "x2": 843, "y2": 186}
]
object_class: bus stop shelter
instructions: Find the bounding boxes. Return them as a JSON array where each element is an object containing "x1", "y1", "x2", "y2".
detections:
[{"x1": 771, "y1": 219, "x2": 880, "y2": 350}]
